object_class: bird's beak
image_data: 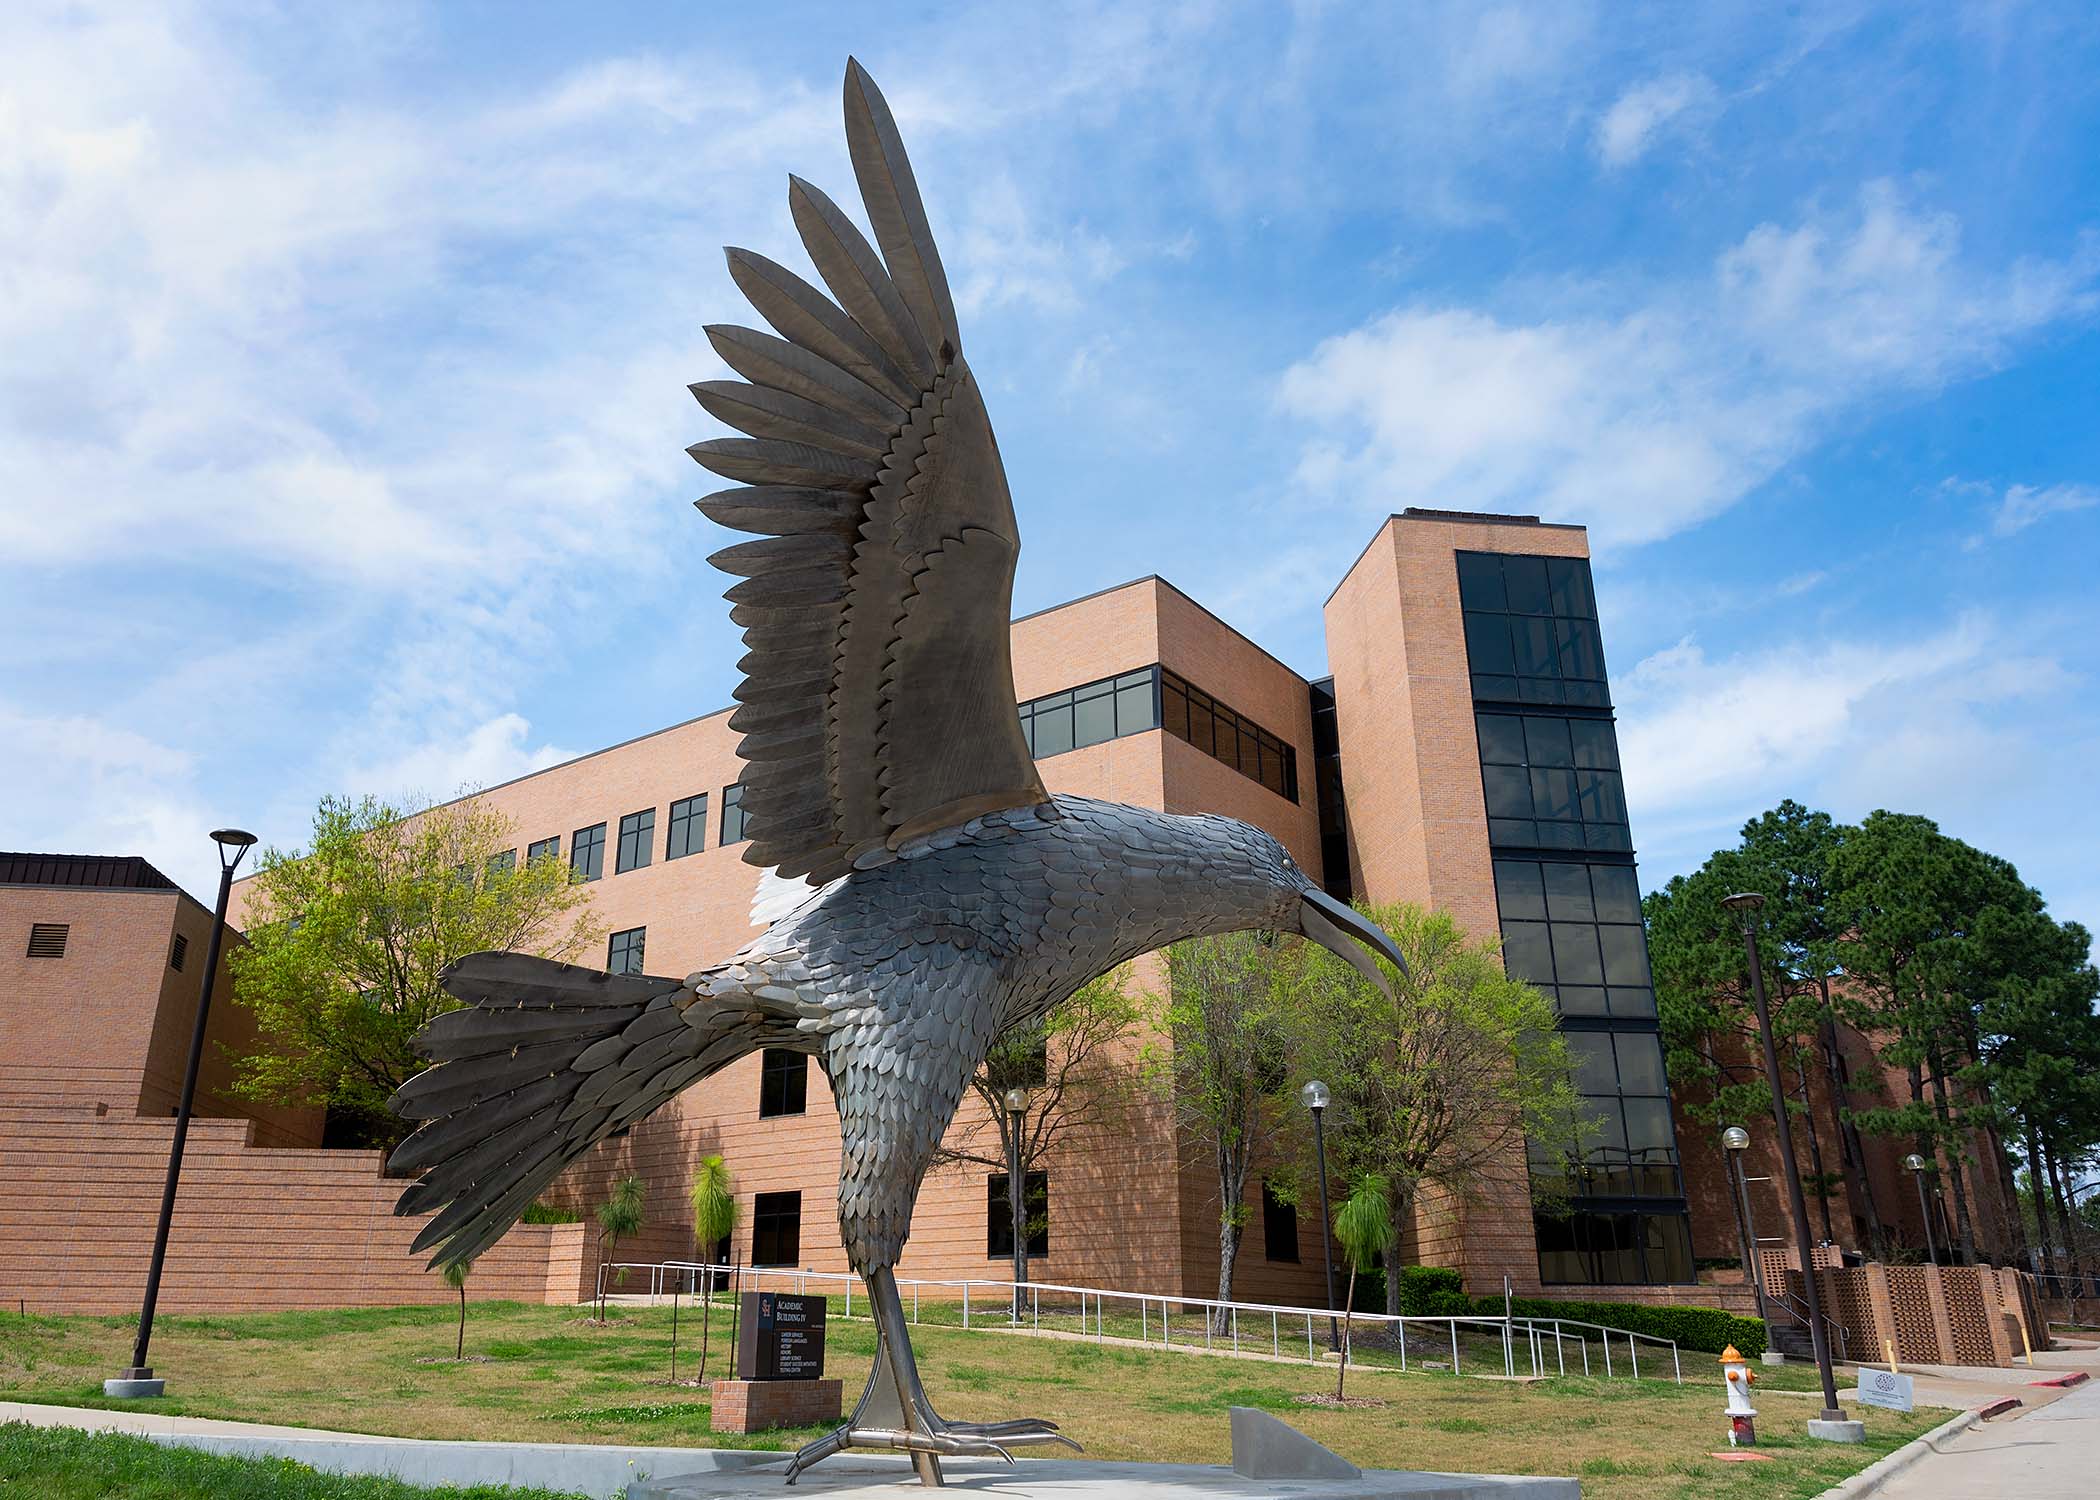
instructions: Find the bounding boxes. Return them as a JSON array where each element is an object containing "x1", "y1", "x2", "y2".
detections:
[{"x1": 1297, "y1": 887, "x2": 1407, "y2": 998}]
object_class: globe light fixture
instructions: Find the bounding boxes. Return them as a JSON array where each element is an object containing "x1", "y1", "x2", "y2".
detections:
[{"x1": 1723, "y1": 1126, "x2": 1751, "y2": 1152}]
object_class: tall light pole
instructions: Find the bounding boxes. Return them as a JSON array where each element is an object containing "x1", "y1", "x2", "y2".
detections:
[
  {"x1": 1722, "y1": 891, "x2": 1857, "y2": 1439},
  {"x1": 1300, "y1": 1080, "x2": 1338, "y2": 1348},
  {"x1": 109, "y1": 828, "x2": 257, "y2": 1398},
  {"x1": 1003, "y1": 1086, "x2": 1031, "y2": 1322},
  {"x1": 1723, "y1": 1126, "x2": 1766, "y2": 1320},
  {"x1": 1903, "y1": 1154, "x2": 1938, "y2": 1266}
]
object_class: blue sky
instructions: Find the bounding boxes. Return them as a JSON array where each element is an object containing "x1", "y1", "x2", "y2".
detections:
[{"x1": 4, "y1": 1, "x2": 2097, "y2": 942}]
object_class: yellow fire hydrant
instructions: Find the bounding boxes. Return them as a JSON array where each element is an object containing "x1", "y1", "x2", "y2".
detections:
[{"x1": 1720, "y1": 1344, "x2": 1758, "y2": 1447}]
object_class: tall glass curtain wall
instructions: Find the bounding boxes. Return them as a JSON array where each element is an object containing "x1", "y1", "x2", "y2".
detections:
[{"x1": 1457, "y1": 550, "x2": 1692, "y2": 1286}]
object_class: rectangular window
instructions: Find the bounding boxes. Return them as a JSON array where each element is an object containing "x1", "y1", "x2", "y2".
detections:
[
  {"x1": 169, "y1": 933, "x2": 188, "y2": 972},
  {"x1": 1159, "y1": 667, "x2": 1298, "y2": 801},
  {"x1": 720, "y1": 784, "x2": 749, "y2": 845},
  {"x1": 487, "y1": 849, "x2": 517, "y2": 876},
  {"x1": 569, "y1": 823, "x2": 606, "y2": 882},
  {"x1": 1535, "y1": 1209, "x2": 1692, "y2": 1285},
  {"x1": 607, "y1": 926, "x2": 646, "y2": 975},
  {"x1": 526, "y1": 835, "x2": 560, "y2": 864},
  {"x1": 616, "y1": 809, "x2": 655, "y2": 874},
  {"x1": 1474, "y1": 712, "x2": 1628, "y2": 851},
  {"x1": 26, "y1": 922, "x2": 68, "y2": 959},
  {"x1": 758, "y1": 1049, "x2": 808, "y2": 1118},
  {"x1": 1456, "y1": 550, "x2": 1610, "y2": 707},
  {"x1": 986, "y1": 1171, "x2": 1050, "y2": 1258},
  {"x1": 667, "y1": 794, "x2": 708, "y2": 860},
  {"x1": 751, "y1": 1191, "x2": 802, "y2": 1265},
  {"x1": 1262, "y1": 1181, "x2": 1300, "y2": 1263},
  {"x1": 1017, "y1": 666, "x2": 1160, "y2": 759}
]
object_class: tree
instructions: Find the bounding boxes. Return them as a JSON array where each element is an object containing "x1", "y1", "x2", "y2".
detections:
[
  {"x1": 442, "y1": 1257, "x2": 473, "y2": 1361},
  {"x1": 1291, "y1": 902, "x2": 1585, "y2": 1316},
  {"x1": 229, "y1": 793, "x2": 601, "y2": 1148},
  {"x1": 1332, "y1": 1173, "x2": 1390, "y2": 1401},
  {"x1": 594, "y1": 1176, "x2": 646, "y2": 1323},
  {"x1": 689, "y1": 1155, "x2": 739, "y2": 1381},
  {"x1": 1155, "y1": 931, "x2": 1302, "y2": 1323},
  {"x1": 933, "y1": 972, "x2": 1144, "y2": 1292},
  {"x1": 1644, "y1": 804, "x2": 1875, "y2": 1252}
]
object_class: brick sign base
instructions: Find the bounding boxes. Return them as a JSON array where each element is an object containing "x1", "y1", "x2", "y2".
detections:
[{"x1": 709, "y1": 1377, "x2": 843, "y2": 1434}]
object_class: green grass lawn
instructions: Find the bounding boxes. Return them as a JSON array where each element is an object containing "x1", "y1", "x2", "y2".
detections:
[
  {"x1": 0, "y1": 1422, "x2": 594, "y2": 1500},
  {"x1": 1, "y1": 1300, "x2": 1938, "y2": 1500}
]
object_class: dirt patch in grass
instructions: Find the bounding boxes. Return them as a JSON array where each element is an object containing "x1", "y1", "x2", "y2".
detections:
[
  {"x1": 0, "y1": 1301, "x2": 1939, "y2": 1499},
  {"x1": 1294, "y1": 1393, "x2": 1390, "y2": 1409}
]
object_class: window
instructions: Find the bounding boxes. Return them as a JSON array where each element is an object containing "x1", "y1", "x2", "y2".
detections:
[
  {"x1": 667, "y1": 794, "x2": 708, "y2": 860},
  {"x1": 751, "y1": 1191, "x2": 802, "y2": 1265},
  {"x1": 26, "y1": 922, "x2": 68, "y2": 959},
  {"x1": 720, "y1": 784, "x2": 749, "y2": 845},
  {"x1": 608, "y1": 926, "x2": 646, "y2": 975},
  {"x1": 1490, "y1": 859, "x2": 1654, "y2": 1017},
  {"x1": 526, "y1": 836, "x2": 560, "y2": 864},
  {"x1": 1474, "y1": 712, "x2": 1629, "y2": 852},
  {"x1": 487, "y1": 849, "x2": 516, "y2": 876},
  {"x1": 1310, "y1": 677, "x2": 1351, "y2": 900},
  {"x1": 169, "y1": 933, "x2": 188, "y2": 972},
  {"x1": 987, "y1": 1171, "x2": 1050, "y2": 1258},
  {"x1": 570, "y1": 823, "x2": 606, "y2": 882},
  {"x1": 758, "y1": 1050, "x2": 808, "y2": 1117},
  {"x1": 1160, "y1": 668, "x2": 1298, "y2": 801},
  {"x1": 1262, "y1": 1181, "x2": 1300, "y2": 1263},
  {"x1": 1535, "y1": 1209, "x2": 1693, "y2": 1285},
  {"x1": 1455, "y1": 551, "x2": 1609, "y2": 707},
  {"x1": 1018, "y1": 667, "x2": 1159, "y2": 759},
  {"x1": 616, "y1": 809, "x2": 655, "y2": 874}
]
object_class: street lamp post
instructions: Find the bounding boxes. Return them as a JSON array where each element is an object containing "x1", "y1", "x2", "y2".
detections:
[
  {"x1": 1903, "y1": 1154, "x2": 1939, "y2": 1266},
  {"x1": 1722, "y1": 891, "x2": 1857, "y2": 1438},
  {"x1": 108, "y1": 829, "x2": 257, "y2": 1398},
  {"x1": 1003, "y1": 1086, "x2": 1031, "y2": 1322},
  {"x1": 1723, "y1": 1126, "x2": 1766, "y2": 1320},
  {"x1": 1300, "y1": 1080, "x2": 1338, "y2": 1348}
]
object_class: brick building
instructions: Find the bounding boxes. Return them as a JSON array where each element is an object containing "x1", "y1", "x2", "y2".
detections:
[{"x1": 5, "y1": 509, "x2": 1985, "y2": 1316}]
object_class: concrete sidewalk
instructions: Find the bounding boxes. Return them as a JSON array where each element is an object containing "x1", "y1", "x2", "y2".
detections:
[{"x1": 1860, "y1": 1377, "x2": 2099, "y2": 1499}]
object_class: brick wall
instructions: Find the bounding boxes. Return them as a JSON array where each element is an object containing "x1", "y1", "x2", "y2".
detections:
[{"x1": 2, "y1": 1108, "x2": 586, "y2": 1315}]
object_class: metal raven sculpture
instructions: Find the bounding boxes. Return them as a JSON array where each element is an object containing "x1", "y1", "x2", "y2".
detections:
[{"x1": 388, "y1": 58, "x2": 1404, "y2": 1486}]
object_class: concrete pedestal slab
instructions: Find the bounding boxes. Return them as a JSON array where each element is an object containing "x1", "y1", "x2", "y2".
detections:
[
  {"x1": 1807, "y1": 1417, "x2": 1867, "y2": 1443},
  {"x1": 630, "y1": 1454, "x2": 1578, "y2": 1499},
  {"x1": 100, "y1": 1378, "x2": 165, "y2": 1398}
]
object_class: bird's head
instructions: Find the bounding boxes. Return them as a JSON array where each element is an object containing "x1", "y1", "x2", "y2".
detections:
[{"x1": 1172, "y1": 812, "x2": 1407, "y2": 997}]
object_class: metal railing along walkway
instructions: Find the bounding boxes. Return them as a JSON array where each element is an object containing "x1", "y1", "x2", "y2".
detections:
[{"x1": 596, "y1": 1260, "x2": 1682, "y2": 1384}]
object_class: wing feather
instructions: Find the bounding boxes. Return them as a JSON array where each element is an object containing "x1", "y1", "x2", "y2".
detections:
[{"x1": 688, "y1": 59, "x2": 1047, "y2": 898}]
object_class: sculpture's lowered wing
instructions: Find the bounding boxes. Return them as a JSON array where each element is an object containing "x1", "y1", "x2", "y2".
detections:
[{"x1": 692, "y1": 59, "x2": 1047, "y2": 888}]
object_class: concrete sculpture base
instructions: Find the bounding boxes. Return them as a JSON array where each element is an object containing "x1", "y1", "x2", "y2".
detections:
[
  {"x1": 102, "y1": 1376, "x2": 166, "y2": 1399},
  {"x1": 710, "y1": 1378, "x2": 842, "y2": 1434}
]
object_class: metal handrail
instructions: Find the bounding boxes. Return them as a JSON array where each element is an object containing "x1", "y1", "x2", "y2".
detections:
[{"x1": 595, "y1": 1259, "x2": 1681, "y2": 1384}]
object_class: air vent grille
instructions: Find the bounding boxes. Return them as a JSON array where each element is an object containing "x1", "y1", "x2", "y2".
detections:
[
  {"x1": 170, "y1": 932, "x2": 189, "y2": 971},
  {"x1": 27, "y1": 922, "x2": 69, "y2": 959}
]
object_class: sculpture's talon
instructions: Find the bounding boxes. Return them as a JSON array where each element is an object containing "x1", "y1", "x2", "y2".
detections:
[{"x1": 946, "y1": 1417, "x2": 1062, "y2": 1436}]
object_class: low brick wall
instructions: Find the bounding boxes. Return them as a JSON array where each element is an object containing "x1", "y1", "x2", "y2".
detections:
[
  {"x1": 708, "y1": 1378, "x2": 843, "y2": 1433},
  {"x1": 1, "y1": 1107, "x2": 589, "y2": 1315}
]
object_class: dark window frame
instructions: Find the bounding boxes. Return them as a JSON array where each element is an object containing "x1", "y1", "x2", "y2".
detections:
[
  {"x1": 720, "y1": 784, "x2": 749, "y2": 846},
  {"x1": 751, "y1": 1190, "x2": 803, "y2": 1266},
  {"x1": 667, "y1": 793, "x2": 708, "y2": 860},
  {"x1": 1159, "y1": 667, "x2": 1299, "y2": 802},
  {"x1": 986, "y1": 1170, "x2": 1050, "y2": 1259},
  {"x1": 608, "y1": 926, "x2": 646, "y2": 975},
  {"x1": 570, "y1": 823, "x2": 606, "y2": 882},
  {"x1": 1261, "y1": 1180, "x2": 1301, "y2": 1263},
  {"x1": 616, "y1": 808, "x2": 655, "y2": 874},
  {"x1": 526, "y1": 835, "x2": 560, "y2": 864},
  {"x1": 758, "y1": 1049, "x2": 809, "y2": 1118}
]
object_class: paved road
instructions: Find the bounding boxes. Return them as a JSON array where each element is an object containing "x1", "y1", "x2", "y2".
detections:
[{"x1": 1874, "y1": 1378, "x2": 2099, "y2": 1499}]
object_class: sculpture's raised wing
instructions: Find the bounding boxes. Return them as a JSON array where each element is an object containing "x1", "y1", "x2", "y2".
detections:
[{"x1": 691, "y1": 59, "x2": 1047, "y2": 887}]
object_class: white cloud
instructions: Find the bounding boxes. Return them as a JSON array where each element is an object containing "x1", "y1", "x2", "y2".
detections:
[
  {"x1": 1980, "y1": 481, "x2": 2100, "y2": 540},
  {"x1": 339, "y1": 714, "x2": 578, "y2": 806},
  {"x1": 1594, "y1": 72, "x2": 1718, "y2": 168},
  {"x1": 1612, "y1": 614, "x2": 2076, "y2": 864},
  {"x1": 1277, "y1": 183, "x2": 2100, "y2": 547}
]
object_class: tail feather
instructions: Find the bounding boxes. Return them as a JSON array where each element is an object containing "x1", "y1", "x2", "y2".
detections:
[{"x1": 386, "y1": 951, "x2": 766, "y2": 1271}]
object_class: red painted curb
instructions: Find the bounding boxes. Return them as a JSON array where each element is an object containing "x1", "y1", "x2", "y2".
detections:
[
  {"x1": 1974, "y1": 1396, "x2": 2024, "y2": 1419},
  {"x1": 2028, "y1": 1370, "x2": 2090, "y2": 1388}
]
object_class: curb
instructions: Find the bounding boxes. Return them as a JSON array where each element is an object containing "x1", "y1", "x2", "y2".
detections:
[
  {"x1": 2028, "y1": 1370, "x2": 2089, "y2": 1388},
  {"x1": 1811, "y1": 1408, "x2": 1979, "y2": 1500}
]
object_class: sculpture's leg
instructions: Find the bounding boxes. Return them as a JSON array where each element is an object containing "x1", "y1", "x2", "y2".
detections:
[{"x1": 783, "y1": 1267, "x2": 1078, "y2": 1487}]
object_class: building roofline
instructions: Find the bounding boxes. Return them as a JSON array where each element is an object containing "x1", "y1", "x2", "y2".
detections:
[
  {"x1": 246, "y1": 574, "x2": 1309, "y2": 869},
  {"x1": 1322, "y1": 509, "x2": 1589, "y2": 608}
]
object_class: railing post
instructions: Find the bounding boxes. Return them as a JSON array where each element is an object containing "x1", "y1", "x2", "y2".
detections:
[
  {"x1": 1450, "y1": 1321, "x2": 1459, "y2": 1374},
  {"x1": 845, "y1": 1278, "x2": 852, "y2": 1319},
  {"x1": 1629, "y1": 1333, "x2": 1638, "y2": 1380},
  {"x1": 1672, "y1": 1343, "x2": 1681, "y2": 1385},
  {"x1": 1603, "y1": 1333, "x2": 1612, "y2": 1377},
  {"x1": 963, "y1": 1281, "x2": 970, "y2": 1329}
]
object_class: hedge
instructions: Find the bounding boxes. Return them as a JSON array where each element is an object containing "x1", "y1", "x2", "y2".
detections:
[{"x1": 1466, "y1": 1293, "x2": 1765, "y2": 1356}]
